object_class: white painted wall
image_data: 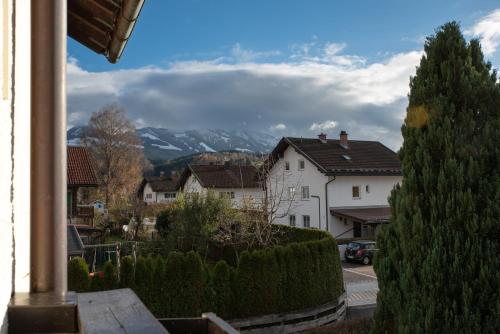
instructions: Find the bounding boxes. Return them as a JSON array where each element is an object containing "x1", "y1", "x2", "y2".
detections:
[
  {"x1": 327, "y1": 175, "x2": 402, "y2": 238},
  {"x1": 143, "y1": 183, "x2": 179, "y2": 204},
  {"x1": 266, "y1": 145, "x2": 402, "y2": 238},
  {"x1": 1, "y1": 1, "x2": 31, "y2": 331},
  {"x1": 267, "y1": 146, "x2": 329, "y2": 229},
  {"x1": 183, "y1": 174, "x2": 263, "y2": 209}
]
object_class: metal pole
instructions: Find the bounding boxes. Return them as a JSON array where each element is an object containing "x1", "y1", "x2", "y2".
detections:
[
  {"x1": 31, "y1": 0, "x2": 67, "y2": 294},
  {"x1": 311, "y1": 195, "x2": 321, "y2": 230}
]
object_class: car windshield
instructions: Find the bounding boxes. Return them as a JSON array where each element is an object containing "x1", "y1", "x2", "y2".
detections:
[{"x1": 347, "y1": 242, "x2": 360, "y2": 250}]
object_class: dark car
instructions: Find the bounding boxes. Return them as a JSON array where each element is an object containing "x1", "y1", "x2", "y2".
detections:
[{"x1": 344, "y1": 241, "x2": 377, "y2": 265}]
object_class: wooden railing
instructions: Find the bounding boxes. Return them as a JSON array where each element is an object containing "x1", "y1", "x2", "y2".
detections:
[
  {"x1": 229, "y1": 293, "x2": 347, "y2": 334},
  {"x1": 76, "y1": 205, "x2": 94, "y2": 218}
]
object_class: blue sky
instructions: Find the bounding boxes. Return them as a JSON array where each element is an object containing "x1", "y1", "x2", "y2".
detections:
[{"x1": 67, "y1": 1, "x2": 500, "y2": 150}]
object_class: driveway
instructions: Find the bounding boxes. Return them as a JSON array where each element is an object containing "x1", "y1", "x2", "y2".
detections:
[{"x1": 342, "y1": 261, "x2": 378, "y2": 318}]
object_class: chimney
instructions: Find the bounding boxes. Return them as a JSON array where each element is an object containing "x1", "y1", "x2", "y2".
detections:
[
  {"x1": 318, "y1": 132, "x2": 327, "y2": 144},
  {"x1": 339, "y1": 130, "x2": 349, "y2": 149}
]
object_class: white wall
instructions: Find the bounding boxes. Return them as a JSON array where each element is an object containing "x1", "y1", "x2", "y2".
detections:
[
  {"x1": 183, "y1": 174, "x2": 205, "y2": 195},
  {"x1": 267, "y1": 145, "x2": 329, "y2": 230},
  {"x1": 1, "y1": 1, "x2": 31, "y2": 331},
  {"x1": 327, "y1": 175, "x2": 402, "y2": 237},
  {"x1": 143, "y1": 183, "x2": 179, "y2": 204}
]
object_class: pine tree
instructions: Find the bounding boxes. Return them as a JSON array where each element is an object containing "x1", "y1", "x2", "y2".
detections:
[{"x1": 373, "y1": 22, "x2": 500, "y2": 333}]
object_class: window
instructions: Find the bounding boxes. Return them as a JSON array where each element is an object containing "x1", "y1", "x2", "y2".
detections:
[
  {"x1": 365, "y1": 185, "x2": 370, "y2": 193},
  {"x1": 289, "y1": 215, "x2": 296, "y2": 227},
  {"x1": 303, "y1": 215, "x2": 311, "y2": 228},
  {"x1": 288, "y1": 187, "x2": 296, "y2": 200},
  {"x1": 298, "y1": 159, "x2": 305, "y2": 170},
  {"x1": 301, "y1": 186, "x2": 310, "y2": 200},
  {"x1": 145, "y1": 193, "x2": 153, "y2": 199},
  {"x1": 352, "y1": 186, "x2": 360, "y2": 199},
  {"x1": 285, "y1": 161, "x2": 290, "y2": 171},
  {"x1": 164, "y1": 192, "x2": 176, "y2": 199}
]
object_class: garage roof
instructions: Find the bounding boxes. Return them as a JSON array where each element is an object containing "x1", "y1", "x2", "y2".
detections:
[
  {"x1": 68, "y1": 0, "x2": 145, "y2": 63},
  {"x1": 330, "y1": 206, "x2": 391, "y2": 223}
]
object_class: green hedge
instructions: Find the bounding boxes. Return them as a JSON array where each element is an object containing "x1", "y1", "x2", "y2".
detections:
[{"x1": 68, "y1": 228, "x2": 344, "y2": 319}]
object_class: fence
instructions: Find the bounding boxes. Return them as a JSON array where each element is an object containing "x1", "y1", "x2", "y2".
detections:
[{"x1": 83, "y1": 241, "x2": 140, "y2": 272}]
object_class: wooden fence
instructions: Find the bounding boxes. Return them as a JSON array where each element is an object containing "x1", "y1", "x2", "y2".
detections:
[{"x1": 229, "y1": 292, "x2": 347, "y2": 334}]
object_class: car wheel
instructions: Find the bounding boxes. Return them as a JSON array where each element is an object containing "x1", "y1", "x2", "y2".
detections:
[{"x1": 362, "y1": 256, "x2": 371, "y2": 265}]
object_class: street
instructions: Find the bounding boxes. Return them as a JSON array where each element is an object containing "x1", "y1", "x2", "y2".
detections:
[{"x1": 342, "y1": 261, "x2": 378, "y2": 319}]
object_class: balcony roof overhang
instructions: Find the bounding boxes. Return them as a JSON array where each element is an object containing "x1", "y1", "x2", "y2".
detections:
[
  {"x1": 330, "y1": 206, "x2": 391, "y2": 224},
  {"x1": 68, "y1": 0, "x2": 145, "y2": 63}
]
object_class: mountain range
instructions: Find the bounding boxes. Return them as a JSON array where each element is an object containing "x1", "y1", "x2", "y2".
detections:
[{"x1": 67, "y1": 126, "x2": 278, "y2": 161}]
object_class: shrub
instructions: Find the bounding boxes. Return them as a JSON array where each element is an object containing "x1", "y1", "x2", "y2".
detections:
[
  {"x1": 69, "y1": 227, "x2": 344, "y2": 321},
  {"x1": 119, "y1": 256, "x2": 135, "y2": 288},
  {"x1": 68, "y1": 257, "x2": 90, "y2": 292},
  {"x1": 208, "y1": 260, "x2": 235, "y2": 318},
  {"x1": 102, "y1": 260, "x2": 118, "y2": 290},
  {"x1": 89, "y1": 272, "x2": 104, "y2": 292}
]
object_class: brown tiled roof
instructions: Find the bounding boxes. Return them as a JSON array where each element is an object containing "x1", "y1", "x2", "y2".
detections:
[
  {"x1": 180, "y1": 164, "x2": 262, "y2": 189},
  {"x1": 143, "y1": 176, "x2": 178, "y2": 192},
  {"x1": 67, "y1": 146, "x2": 98, "y2": 187},
  {"x1": 271, "y1": 137, "x2": 401, "y2": 176},
  {"x1": 330, "y1": 206, "x2": 391, "y2": 223}
]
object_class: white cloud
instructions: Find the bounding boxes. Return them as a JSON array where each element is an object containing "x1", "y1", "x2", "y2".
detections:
[
  {"x1": 67, "y1": 47, "x2": 422, "y2": 150},
  {"x1": 324, "y1": 43, "x2": 346, "y2": 56},
  {"x1": 270, "y1": 123, "x2": 287, "y2": 131},
  {"x1": 309, "y1": 120, "x2": 338, "y2": 131},
  {"x1": 465, "y1": 9, "x2": 500, "y2": 55},
  {"x1": 231, "y1": 43, "x2": 281, "y2": 62}
]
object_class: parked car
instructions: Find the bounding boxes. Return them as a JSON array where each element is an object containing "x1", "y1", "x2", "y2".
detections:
[{"x1": 344, "y1": 240, "x2": 377, "y2": 265}]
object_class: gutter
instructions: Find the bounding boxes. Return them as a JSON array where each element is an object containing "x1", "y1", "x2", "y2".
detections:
[
  {"x1": 107, "y1": 0, "x2": 145, "y2": 63},
  {"x1": 324, "y1": 176, "x2": 336, "y2": 232}
]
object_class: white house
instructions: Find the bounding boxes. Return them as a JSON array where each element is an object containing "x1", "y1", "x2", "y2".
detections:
[
  {"x1": 179, "y1": 163, "x2": 264, "y2": 209},
  {"x1": 266, "y1": 131, "x2": 402, "y2": 238},
  {"x1": 138, "y1": 173, "x2": 180, "y2": 204}
]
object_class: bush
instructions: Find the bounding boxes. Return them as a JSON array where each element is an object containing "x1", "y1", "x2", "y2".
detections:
[
  {"x1": 102, "y1": 260, "x2": 118, "y2": 290},
  {"x1": 69, "y1": 227, "x2": 344, "y2": 320},
  {"x1": 119, "y1": 256, "x2": 135, "y2": 288},
  {"x1": 68, "y1": 257, "x2": 90, "y2": 292}
]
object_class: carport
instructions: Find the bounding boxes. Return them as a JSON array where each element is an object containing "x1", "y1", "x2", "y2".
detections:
[{"x1": 330, "y1": 207, "x2": 391, "y2": 237}]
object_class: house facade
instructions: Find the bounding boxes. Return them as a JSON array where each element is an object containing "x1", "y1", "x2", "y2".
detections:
[
  {"x1": 179, "y1": 164, "x2": 264, "y2": 209},
  {"x1": 266, "y1": 132, "x2": 402, "y2": 238},
  {"x1": 138, "y1": 174, "x2": 179, "y2": 204}
]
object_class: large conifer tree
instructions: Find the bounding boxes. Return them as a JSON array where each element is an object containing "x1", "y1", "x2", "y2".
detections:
[{"x1": 372, "y1": 22, "x2": 500, "y2": 333}]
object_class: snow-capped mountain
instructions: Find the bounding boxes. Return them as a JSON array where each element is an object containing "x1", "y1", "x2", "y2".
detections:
[{"x1": 67, "y1": 126, "x2": 278, "y2": 161}]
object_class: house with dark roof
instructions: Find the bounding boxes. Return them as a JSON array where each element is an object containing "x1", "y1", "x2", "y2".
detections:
[
  {"x1": 67, "y1": 146, "x2": 99, "y2": 225},
  {"x1": 138, "y1": 172, "x2": 180, "y2": 204},
  {"x1": 266, "y1": 131, "x2": 402, "y2": 238},
  {"x1": 178, "y1": 163, "x2": 264, "y2": 208}
]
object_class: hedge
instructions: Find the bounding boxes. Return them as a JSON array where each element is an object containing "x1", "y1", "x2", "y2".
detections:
[{"x1": 68, "y1": 228, "x2": 344, "y2": 319}]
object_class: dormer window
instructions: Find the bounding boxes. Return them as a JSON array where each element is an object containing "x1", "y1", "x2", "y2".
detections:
[{"x1": 298, "y1": 159, "x2": 305, "y2": 170}]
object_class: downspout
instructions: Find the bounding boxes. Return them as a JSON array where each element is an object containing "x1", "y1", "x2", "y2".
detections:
[
  {"x1": 311, "y1": 195, "x2": 321, "y2": 230},
  {"x1": 324, "y1": 176, "x2": 336, "y2": 232},
  {"x1": 31, "y1": 0, "x2": 67, "y2": 294}
]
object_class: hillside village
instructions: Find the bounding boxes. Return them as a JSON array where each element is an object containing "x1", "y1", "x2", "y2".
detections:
[
  {"x1": 2, "y1": 0, "x2": 498, "y2": 332},
  {"x1": 68, "y1": 130, "x2": 401, "y2": 241}
]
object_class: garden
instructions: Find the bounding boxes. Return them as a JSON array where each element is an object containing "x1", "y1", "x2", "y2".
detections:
[{"x1": 69, "y1": 192, "x2": 344, "y2": 320}]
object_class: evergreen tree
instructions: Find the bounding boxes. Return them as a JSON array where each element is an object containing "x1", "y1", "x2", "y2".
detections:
[{"x1": 373, "y1": 22, "x2": 500, "y2": 333}]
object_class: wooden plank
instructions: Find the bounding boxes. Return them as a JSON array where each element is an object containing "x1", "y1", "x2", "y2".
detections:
[{"x1": 77, "y1": 288, "x2": 169, "y2": 334}]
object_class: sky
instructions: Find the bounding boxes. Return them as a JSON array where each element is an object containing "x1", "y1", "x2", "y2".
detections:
[{"x1": 67, "y1": 0, "x2": 500, "y2": 150}]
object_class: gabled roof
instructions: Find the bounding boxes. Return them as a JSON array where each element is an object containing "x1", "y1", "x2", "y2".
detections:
[
  {"x1": 269, "y1": 137, "x2": 401, "y2": 176},
  {"x1": 67, "y1": 146, "x2": 98, "y2": 187},
  {"x1": 179, "y1": 164, "x2": 262, "y2": 189},
  {"x1": 139, "y1": 176, "x2": 179, "y2": 193}
]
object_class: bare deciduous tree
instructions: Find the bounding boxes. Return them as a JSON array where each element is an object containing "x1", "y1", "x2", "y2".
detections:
[{"x1": 82, "y1": 105, "x2": 146, "y2": 214}]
